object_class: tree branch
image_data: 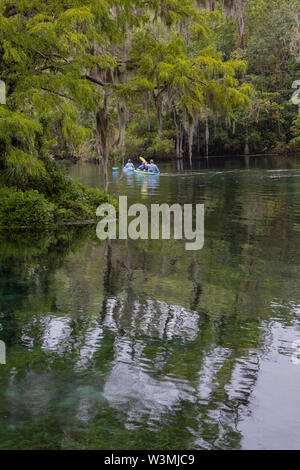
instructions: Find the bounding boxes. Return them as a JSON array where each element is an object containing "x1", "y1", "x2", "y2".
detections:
[
  {"x1": 37, "y1": 65, "x2": 60, "y2": 73},
  {"x1": 84, "y1": 75, "x2": 110, "y2": 87},
  {"x1": 41, "y1": 87, "x2": 75, "y2": 101}
]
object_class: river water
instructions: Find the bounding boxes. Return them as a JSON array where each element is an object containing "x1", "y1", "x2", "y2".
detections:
[{"x1": 1, "y1": 155, "x2": 300, "y2": 449}]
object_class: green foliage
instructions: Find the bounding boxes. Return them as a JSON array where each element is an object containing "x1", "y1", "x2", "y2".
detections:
[
  {"x1": 0, "y1": 155, "x2": 116, "y2": 227},
  {"x1": 146, "y1": 136, "x2": 174, "y2": 155},
  {"x1": 49, "y1": 176, "x2": 117, "y2": 221},
  {"x1": 124, "y1": 0, "x2": 300, "y2": 157},
  {"x1": 289, "y1": 117, "x2": 300, "y2": 150},
  {"x1": 0, "y1": 0, "x2": 120, "y2": 226},
  {"x1": 0, "y1": 176, "x2": 115, "y2": 227},
  {"x1": 0, "y1": 187, "x2": 56, "y2": 227}
]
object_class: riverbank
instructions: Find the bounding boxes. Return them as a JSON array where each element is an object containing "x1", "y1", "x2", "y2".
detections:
[
  {"x1": 75, "y1": 150, "x2": 300, "y2": 167},
  {"x1": 0, "y1": 157, "x2": 116, "y2": 229}
]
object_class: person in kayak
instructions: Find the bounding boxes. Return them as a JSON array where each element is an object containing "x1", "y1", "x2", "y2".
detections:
[
  {"x1": 124, "y1": 159, "x2": 135, "y2": 170},
  {"x1": 138, "y1": 161, "x2": 148, "y2": 171},
  {"x1": 147, "y1": 160, "x2": 159, "y2": 173}
]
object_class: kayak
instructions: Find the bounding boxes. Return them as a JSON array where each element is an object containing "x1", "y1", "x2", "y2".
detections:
[
  {"x1": 123, "y1": 167, "x2": 135, "y2": 171},
  {"x1": 134, "y1": 170, "x2": 160, "y2": 175}
]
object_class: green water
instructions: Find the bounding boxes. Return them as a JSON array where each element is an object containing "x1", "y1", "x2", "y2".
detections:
[{"x1": 1, "y1": 155, "x2": 300, "y2": 449}]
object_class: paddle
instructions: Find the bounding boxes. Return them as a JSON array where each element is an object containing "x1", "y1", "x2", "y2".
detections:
[{"x1": 139, "y1": 156, "x2": 148, "y2": 171}]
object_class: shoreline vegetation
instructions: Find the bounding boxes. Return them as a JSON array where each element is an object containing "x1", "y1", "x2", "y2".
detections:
[
  {"x1": 0, "y1": 0, "x2": 300, "y2": 226},
  {"x1": 76, "y1": 151, "x2": 300, "y2": 164},
  {"x1": 0, "y1": 155, "x2": 116, "y2": 228}
]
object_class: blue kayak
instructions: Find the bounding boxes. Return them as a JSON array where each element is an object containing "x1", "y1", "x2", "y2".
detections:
[{"x1": 134, "y1": 169, "x2": 160, "y2": 175}]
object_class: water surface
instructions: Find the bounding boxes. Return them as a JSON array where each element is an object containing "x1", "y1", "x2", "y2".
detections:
[{"x1": 1, "y1": 155, "x2": 300, "y2": 449}]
